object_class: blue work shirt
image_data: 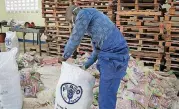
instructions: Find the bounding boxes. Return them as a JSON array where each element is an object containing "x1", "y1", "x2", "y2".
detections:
[{"x1": 63, "y1": 8, "x2": 127, "y2": 68}]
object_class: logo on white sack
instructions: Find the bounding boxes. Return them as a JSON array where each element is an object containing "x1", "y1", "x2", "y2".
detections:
[
  {"x1": 61, "y1": 83, "x2": 83, "y2": 104},
  {"x1": 5, "y1": 38, "x2": 12, "y2": 46}
]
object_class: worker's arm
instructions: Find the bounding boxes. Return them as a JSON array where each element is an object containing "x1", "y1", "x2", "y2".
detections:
[
  {"x1": 63, "y1": 10, "x2": 91, "y2": 60},
  {"x1": 84, "y1": 45, "x2": 99, "y2": 69}
]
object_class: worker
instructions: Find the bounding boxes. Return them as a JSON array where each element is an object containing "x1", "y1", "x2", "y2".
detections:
[{"x1": 61, "y1": 5, "x2": 129, "y2": 109}]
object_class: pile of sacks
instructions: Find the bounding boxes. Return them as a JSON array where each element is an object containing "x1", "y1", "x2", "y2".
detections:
[
  {"x1": 17, "y1": 52, "x2": 45, "y2": 98},
  {"x1": 75, "y1": 53, "x2": 179, "y2": 109},
  {"x1": 115, "y1": 57, "x2": 179, "y2": 109},
  {"x1": 17, "y1": 51, "x2": 43, "y2": 70},
  {"x1": 20, "y1": 68, "x2": 45, "y2": 98},
  {"x1": 74, "y1": 53, "x2": 100, "y2": 79}
]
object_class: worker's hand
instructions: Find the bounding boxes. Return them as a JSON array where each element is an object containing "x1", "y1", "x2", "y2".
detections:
[
  {"x1": 81, "y1": 65, "x2": 86, "y2": 70},
  {"x1": 58, "y1": 57, "x2": 67, "y2": 64},
  {"x1": 78, "y1": 64, "x2": 86, "y2": 70}
]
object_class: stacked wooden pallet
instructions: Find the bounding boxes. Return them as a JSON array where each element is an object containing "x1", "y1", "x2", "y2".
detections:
[
  {"x1": 164, "y1": 0, "x2": 179, "y2": 76},
  {"x1": 73, "y1": 0, "x2": 114, "y2": 20},
  {"x1": 42, "y1": 0, "x2": 73, "y2": 57},
  {"x1": 116, "y1": 0, "x2": 165, "y2": 70},
  {"x1": 42, "y1": 0, "x2": 114, "y2": 56}
]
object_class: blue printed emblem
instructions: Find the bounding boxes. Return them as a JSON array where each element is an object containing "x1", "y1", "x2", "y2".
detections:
[
  {"x1": 61, "y1": 83, "x2": 83, "y2": 104},
  {"x1": 5, "y1": 38, "x2": 12, "y2": 46}
]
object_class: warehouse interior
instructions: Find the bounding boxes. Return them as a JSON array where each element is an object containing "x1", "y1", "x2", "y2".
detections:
[{"x1": 0, "y1": 0, "x2": 179, "y2": 109}]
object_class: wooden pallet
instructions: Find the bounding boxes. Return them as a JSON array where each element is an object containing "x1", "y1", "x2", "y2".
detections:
[
  {"x1": 26, "y1": 44, "x2": 47, "y2": 53},
  {"x1": 42, "y1": 0, "x2": 115, "y2": 56},
  {"x1": 166, "y1": 58, "x2": 179, "y2": 65},
  {"x1": 165, "y1": 21, "x2": 179, "y2": 30},
  {"x1": 42, "y1": 2, "x2": 56, "y2": 8},
  {"x1": 165, "y1": 57, "x2": 179, "y2": 76},
  {"x1": 45, "y1": 27, "x2": 58, "y2": 34},
  {"x1": 42, "y1": 8, "x2": 56, "y2": 14},
  {"x1": 129, "y1": 45, "x2": 164, "y2": 53},
  {"x1": 116, "y1": 20, "x2": 164, "y2": 27},
  {"x1": 75, "y1": 5, "x2": 112, "y2": 11},
  {"x1": 47, "y1": 50, "x2": 62, "y2": 57},
  {"x1": 144, "y1": 63, "x2": 161, "y2": 71},
  {"x1": 116, "y1": 10, "x2": 162, "y2": 16},
  {"x1": 117, "y1": 3, "x2": 160, "y2": 11},
  {"x1": 165, "y1": 15, "x2": 179, "y2": 21},
  {"x1": 165, "y1": 27, "x2": 179, "y2": 40},
  {"x1": 48, "y1": 39, "x2": 68, "y2": 45},
  {"x1": 42, "y1": 0, "x2": 72, "y2": 3},
  {"x1": 124, "y1": 33, "x2": 164, "y2": 41},
  {"x1": 127, "y1": 39, "x2": 164, "y2": 46},
  {"x1": 165, "y1": 52, "x2": 179, "y2": 59},
  {"x1": 166, "y1": 29, "x2": 179, "y2": 37},
  {"x1": 165, "y1": 41, "x2": 179, "y2": 47},
  {"x1": 46, "y1": 35, "x2": 69, "y2": 43},
  {"x1": 55, "y1": 2, "x2": 71, "y2": 14},
  {"x1": 118, "y1": 0, "x2": 164, "y2": 4},
  {"x1": 167, "y1": 46, "x2": 179, "y2": 53},
  {"x1": 164, "y1": 65, "x2": 179, "y2": 76},
  {"x1": 79, "y1": 44, "x2": 92, "y2": 49},
  {"x1": 116, "y1": 15, "x2": 159, "y2": 22},
  {"x1": 42, "y1": 2, "x2": 56, "y2": 18},
  {"x1": 45, "y1": 32, "x2": 58, "y2": 39},
  {"x1": 81, "y1": 39, "x2": 91, "y2": 44},
  {"x1": 130, "y1": 50, "x2": 164, "y2": 58},
  {"x1": 120, "y1": 26, "x2": 164, "y2": 34},
  {"x1": 73, "y1": 0, "x2": 113, "y2": 20},
  {"x1": 47, "y1": 45, "x2": 66, "y2": 56},
  {"x1": 169, "y1": 6, "x2": 179, "y2": 15},
  {"x1": 47, "y1": 46, "x2": 61, "y2": 52},
  {"x1": 57, "y1": 24, "x2": 71, "y2": 28},
  {"x1": 73, "y1": 0, "x2": 113, "y2": 5},
  {"x1": 78, "y1": 45, "x2": 92, "y2": 50},
  {"x1": 133, "y1": 56, "x2": 162, "y2": 64},
  {"x1": 56, "y1": 17, "x2": 67, "y2": 22},
  {"x1": 45, "y1": 30, "x2": 58, "y2": 35},
  {"x1": 43, "y1": 12, "x2": 57, "y2": 18},
  {"x1": 42, "y1": 0, "x2": 57, "y2": 3},
  {"x1": 45, "y1": 21, "x2": 57, "y2": 26},
  {"x1": 45, "y1": 29, "x2": 71, "y2": 34},
  {"x1": 77, "y1": 48, "x2": 93, "y2": 53},
  {"x1": 45, "y1": 26, "x2": 57, "y2": 29},
  {"x1": 164, "y1": 34, "x2": 179, "y2": 41},
  {"x1": 133, "y1": 56, "x2": 162, "y2": 70},
  {"x1": 168, "y1": 0, "x2": 179, "y2": 6},
  {"x1": 28, "y1": 47, "x2": 47, "y2": 53},
  {"x1": 49, "y1": 40, "x2": 67, "y2": 46},
  {"x1": 45, "y1": 17, "x2": 57, "y2": 22},
  {"x1": 116, "y1": 15, "x2": 162, "y2": 22},
  {"x1": 57, "y1": 27, "x2": 71, "y2": 33}
]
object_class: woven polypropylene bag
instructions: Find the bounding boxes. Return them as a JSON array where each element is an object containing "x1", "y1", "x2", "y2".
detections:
[
  {"x1": 55, "y1": 62, "x2": 95, "y2": 109},
  {"x1": 0, "y1": 48, "x2": 22, "y2": 109}
]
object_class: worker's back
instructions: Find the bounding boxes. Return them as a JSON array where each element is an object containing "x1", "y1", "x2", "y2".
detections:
[
  {"x1": 81, "y1": 8, "x2": 127, "y2": 51},
  {"x1": 63, "y1": 7, "x2": 128, "y2": 60}
]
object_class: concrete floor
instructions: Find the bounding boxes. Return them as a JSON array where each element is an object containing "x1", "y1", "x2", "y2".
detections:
[
  {"x1": 0, "y1": 42, "x2": 47, "y2": 55},
  {"x1": 19, "y1": 42, "x2": 60, "y2": 109},
  {"x1": 0, "y1": 42, "x2": 60, "y2": 109},
  {"x1": 23, "y1": 65, "x2": 61, "y2": 109}
]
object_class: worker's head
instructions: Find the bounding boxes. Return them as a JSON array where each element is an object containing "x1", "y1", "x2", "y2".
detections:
[{"x1": 65, "y1": 5, "x2": 81, "y2": 25}]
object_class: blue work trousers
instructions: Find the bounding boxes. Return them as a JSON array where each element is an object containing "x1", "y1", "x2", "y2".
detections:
[{"x1": 97, "y1": 27, "x2": 129, "y2": 109}]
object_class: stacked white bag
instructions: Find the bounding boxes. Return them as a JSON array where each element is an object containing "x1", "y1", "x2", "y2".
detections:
[
  {"x1": 5, "y1": 31, "x2": 19, "y2": 57},
  {"x1": 0, "y1": 48, "x2": 22, "y2": 109},
  {"x1": 55, "y1": 62, "x2": 95, "y2": 109}
]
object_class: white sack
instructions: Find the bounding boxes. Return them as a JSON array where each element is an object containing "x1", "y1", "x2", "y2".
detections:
[
  {"x1": 55, "y1": 62, "x2": 95, "y2": 109},
  {"x1": 0, "y1": 48, "x2": 22, "y2": 109},
  {"x1": 5, "y1": 31, "x2": 19, "y2": 57}
]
